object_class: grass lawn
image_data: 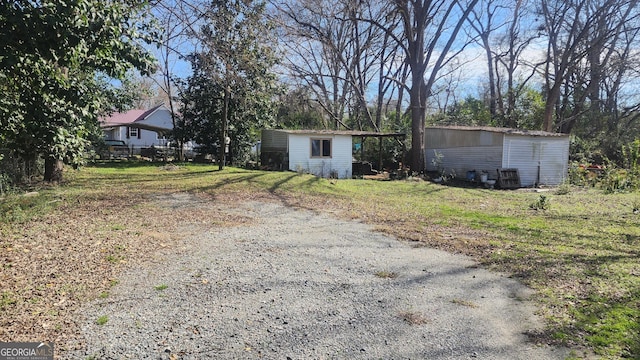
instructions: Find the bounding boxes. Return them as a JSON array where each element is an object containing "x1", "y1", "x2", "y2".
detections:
[{"x1": 1, "y1": 162, "x2": 639, "y2": 359}]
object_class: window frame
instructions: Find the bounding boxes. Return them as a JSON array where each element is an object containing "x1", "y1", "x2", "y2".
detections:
[
  {"x1": 310, "y1": 138, "x2": 332, "y2": 158},
  {"x1": 128, "y1": 126, "x2": 139, "y2": 138}
]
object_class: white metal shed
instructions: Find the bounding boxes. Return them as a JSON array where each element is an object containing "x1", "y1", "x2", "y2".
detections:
[
  {"x1": 260, "y1": 129, "x2": 406, "y2": 179},
  {"x1": 425, "y1": 126, "x2": 570, "y2": 187},
  {"x1": 261, "y1": 129, "x2": 354, "y2": 179}
]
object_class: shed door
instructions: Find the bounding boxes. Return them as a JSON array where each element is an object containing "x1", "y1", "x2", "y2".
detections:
[
  {"x1": 504, "y1": 138, "x2": 568, "y2": 186},
  {"x1": 538, "y1": 139, "x2": 569, "y2": 185},
  {"x1": 504, "y1": 139, "x2": 541, "y2": 187}
]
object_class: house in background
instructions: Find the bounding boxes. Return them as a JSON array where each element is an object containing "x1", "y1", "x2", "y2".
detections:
[
  {"x1": 260, "y1": 129, "x2": 405, "y2": 179},
  {"x1": 100, "y1": 104, "x2": 174, "y2": 152},
  {"x1": 425, "y1": 126, "x2": 570, "y2": 187}
]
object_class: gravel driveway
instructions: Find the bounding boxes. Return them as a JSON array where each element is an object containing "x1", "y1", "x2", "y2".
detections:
[{"x1": 71, "y1": 200, "x2": 569, "y2": 359}]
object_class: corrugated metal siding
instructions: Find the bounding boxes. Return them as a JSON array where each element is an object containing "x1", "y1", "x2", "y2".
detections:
[
  {"x1": 288, "y1": 134, "x2": 352, "y2": 179},
  {"x1": 261, "y1": 130, "x2": 288, "y2": 152},
  {"x1": 540, "y1": 139, "x2": 569, "y2": 185},
  {"x1": 503, "y1": 135, "x2": 569, "y2": 186},
  {"x1": 426, "y1": 128, "x2": 569, "y2": 186},
  {"x1": 426, "y1": 127, "x2": 504, "y2": 178},
  {"x1": 426, "y1": 146, "x2": 503, "y2": 178},
  {"x1": 426, "y1": 128, "x2": 503, "y2": 148}
]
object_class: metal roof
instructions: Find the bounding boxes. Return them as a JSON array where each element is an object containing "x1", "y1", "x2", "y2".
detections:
[
  {"x1": 426, "y1": 125, "x2": 568, "y2": 137},
  {"x1": 266, "y1": 129, "x2": 405, "y2": 138}
]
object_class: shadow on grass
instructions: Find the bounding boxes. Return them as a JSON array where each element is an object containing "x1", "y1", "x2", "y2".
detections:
[{"x1": 486, "y1": 243, "x2": 640, "y2": 357}]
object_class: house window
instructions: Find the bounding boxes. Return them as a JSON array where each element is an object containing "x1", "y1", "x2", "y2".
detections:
[
  {"x1": 127, "y1": 127, "x2": 139, "y2": 138},
  {"x1": 311, "y1": 138, "x2": 331, "y2": 158}
]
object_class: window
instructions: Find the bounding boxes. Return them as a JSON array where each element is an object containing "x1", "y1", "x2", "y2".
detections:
[
  {"x1": 311, "y1": 138, "x2": 331, "y2": 158},
  {"x1": 127, "y1": 127, "x2": 139, "y2": 138}
]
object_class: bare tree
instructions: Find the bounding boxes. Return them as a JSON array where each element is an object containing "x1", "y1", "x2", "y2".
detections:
[
  {"x1": 539, "y1": 0, "x2": 640, "y2": 133},
  {"x1": 493, "y1": 0, "x2": 540, "y2": 127},
  {"x1": 274, "y1": 0, "x2": 402, "y2": 131},
  {"x1": 384, "y1": 0, "x2": 480, "y2": 172},
  {"x1": 274, "y1": 0, "x2": 350, "y2": 129},
  {"x1": 466, "y1": 0, "x2": 507, "y2": 120},
  {"x1": 151, "y1": 0, "x2": 204, "y2": 160}
]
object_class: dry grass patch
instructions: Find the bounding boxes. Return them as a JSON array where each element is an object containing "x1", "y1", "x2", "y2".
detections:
[
  {"x1": 374, "y1": 270, "x2": 399, "y2": 279},
  {"x1": 398, "y1": 311, "x2": 430, "y2": 325},
  {"x1": 451, "y1": 298, "x2": 479, "y2": 308},
  {"x1": 3, "y1": 163, "x2": 639, "y2": 358},
  {"x1": 0, "y1": 188, "x2": 249, "y2": 353}
]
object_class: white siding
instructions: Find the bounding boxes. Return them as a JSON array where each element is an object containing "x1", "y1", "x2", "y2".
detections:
[
  {"x1": 288, "y1": 134, "x2": 352, "y2": 179},
  {"x1": 137, "y1": 108, "x2": 174, "y2": 130},
  {"x1": 539, "y1": 138, "x2": 569, "y2": 185},
  {"x1": 123, "y1": 127, "x2": 165, "y2": 148},
  {"x1": 503, "y1": 136, "x2": 569, "y2": 186},
  {"x1": 128, "y1": 109, "x2": 171, "y2": 148},
  {"x1": 111, "y1": 109, "x2": 173, "y2": 149}
]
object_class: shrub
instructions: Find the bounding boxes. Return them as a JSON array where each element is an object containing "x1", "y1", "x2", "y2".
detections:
[
  {"x1": 529, "y1": 194, "x2": 550, "y2": 210},
  {"x1": 568, "y1": 139, "x2": 640, "y2": 193}
]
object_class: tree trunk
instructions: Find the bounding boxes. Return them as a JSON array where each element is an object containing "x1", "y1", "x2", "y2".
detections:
[
  {"x1": 219, "y1": 83, "x2": 230, "y2": 171},
  {"x1": 480, "y1": 33, "x2": 497, "y2": 119},
  {"x1": 410, "y1": 72, "x2": 426, "y2": 172},
  {"x1": 44, "y1": 157, "x2": 64, "y2": 183},
  {"x1": 542, "y1": 82, "x2": 563, "y2": 132}
]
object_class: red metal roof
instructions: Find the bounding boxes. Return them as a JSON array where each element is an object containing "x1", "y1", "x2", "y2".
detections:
[{"x1": 100, "y1": 105, "x2": 164, "y2": 127}]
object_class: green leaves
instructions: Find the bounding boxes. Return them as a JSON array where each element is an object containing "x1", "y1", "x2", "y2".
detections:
[
  {"x1": 0, "y1": 0, "x2": 156, "y2": 181},
  {"x1": 179, "y1": 0, "x2": 280, "y2": 164}
]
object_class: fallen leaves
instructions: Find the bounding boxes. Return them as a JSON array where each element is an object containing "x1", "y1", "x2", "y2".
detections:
[{"x1": 0, "y1": 191, "x2": 250, "y2": 354}]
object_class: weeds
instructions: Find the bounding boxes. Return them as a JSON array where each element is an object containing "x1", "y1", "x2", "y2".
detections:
[
  {"x1": 154, "y1": 284, "x2": 168, "y2": 291},
  {"x1": 0, "y1": 291, "x2": 16, "y2": 310},
  {"x1": 569, "y1": 139, "x2": 640, "y2": 193},
  {"x1": 95, "y1": 315, "x2": 108, "y2": 325},
  {"x1": 529, "y1": 195, "x2": 550, "y2": 210},
  {"x1": 554, "y1": 181, "x2": 571, "y2": 195}
]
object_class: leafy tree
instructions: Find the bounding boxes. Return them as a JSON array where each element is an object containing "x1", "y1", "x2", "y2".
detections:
[
  {"x1": 512, "y1": 87, "x2": 545, "y2": 130},
  {"x1": 179, "y1": 0, "x2": 280, "y2": 169},
  {"x1": 275, "y1": 86, "x2": 326, "y2": 130},
  {"x1": 444, "y1": 97, "x2": 493, "y2": 126},
  {"x1": 0, "y1": 0, "x2": 155, "y2": 182}
]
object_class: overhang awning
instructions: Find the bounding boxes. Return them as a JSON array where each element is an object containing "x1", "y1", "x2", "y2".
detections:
[{"x1": 101, "y1": 123, "x2": 173, "y2": 136}]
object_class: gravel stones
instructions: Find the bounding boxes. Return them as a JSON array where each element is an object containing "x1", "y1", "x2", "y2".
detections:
[{"x1": 70, "y1": 201, "x2": 569, "y2": 359}]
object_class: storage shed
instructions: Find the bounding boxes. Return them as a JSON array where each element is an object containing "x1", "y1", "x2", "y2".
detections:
[
  {"x1": 261, "y1": 129, "x2": 353, "y2": 179},
  {"x1": 260, "y1": 129, "x2": 405, "y2": 179},
  {"x1": 425, "y1": 126, "x2": 570, "y2": 187}
]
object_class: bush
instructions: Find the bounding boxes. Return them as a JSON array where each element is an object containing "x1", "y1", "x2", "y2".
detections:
[
  {"x1": 0, "y1": 150, "x2": 45, "y2": 193},
  {"x1": 568, "y1": 139, "x2": 640, "y2": 193},
  {"x1": 529, "y1": 194, "x2": 550, "y2": 210}
]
